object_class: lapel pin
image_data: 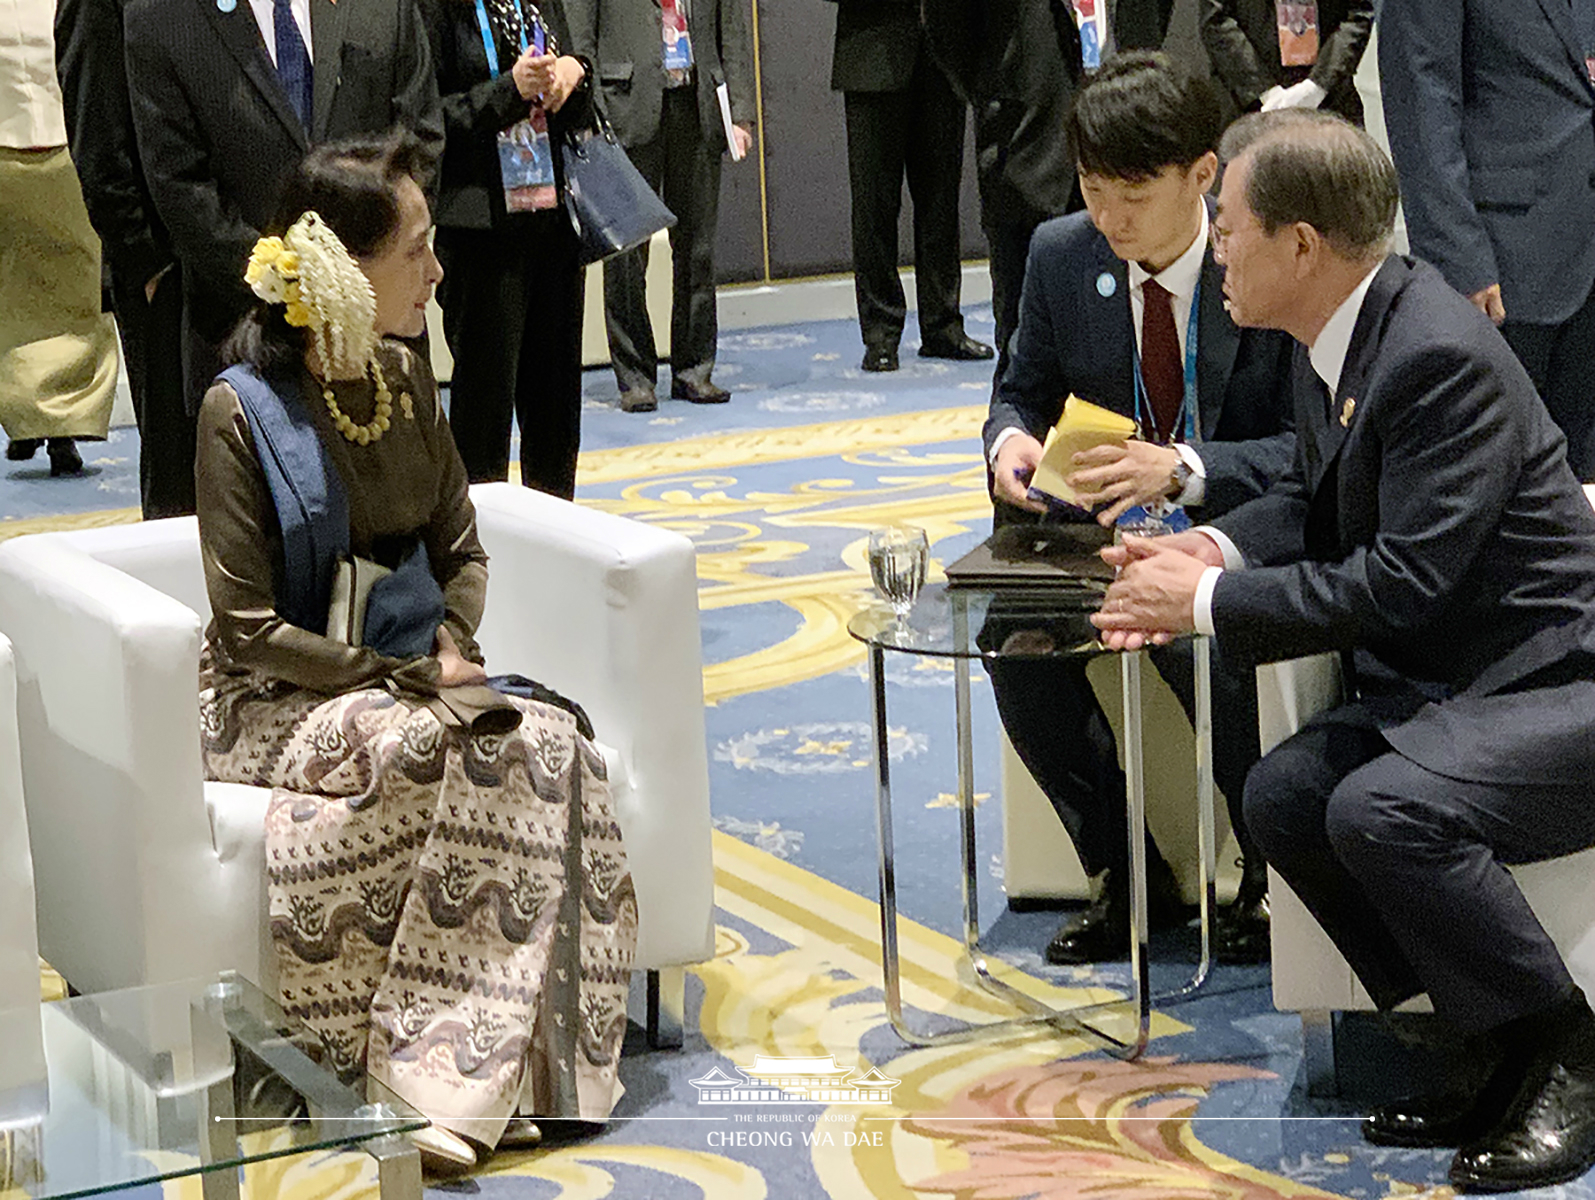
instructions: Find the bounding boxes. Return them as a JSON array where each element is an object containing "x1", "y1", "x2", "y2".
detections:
[
  {"x1": 1096, "y1": 272, "x2": 1117, "y2": 298},
  {"x1": 1340, "y1": 396, "x2": 1356, "y2": 428},
  {"x1": 217, "y1": 0, "x2": 236, "y2": 10}
]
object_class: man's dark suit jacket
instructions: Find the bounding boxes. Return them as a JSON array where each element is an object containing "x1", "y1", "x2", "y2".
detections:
[
  {"x1": 983, "y1": 207, "x2": 1297, "y2": 518},
  {"x1": 1199, "y1": 0, "x2": 1371, "y2": 121},
  {"x1": 825, "y1": 0, "x2": 921, "y2": 93},
  {"x1": 921, "y1": 0, "x2": 1079, "y2": 227},
  {"x1": 123, "y1": 0, "x2": 443, "y2": 345},
  {"x1": 55, "y1": 0, "x2": 171, "y2": 297},
  {"x1": 1211, "y1": 257, "x2": 1595, "y2": 786},
  {"x1": 1380, "y1": 0, "x2": 1595, "y2": 326},
  {"x1": 564, "y1": 0, "x2": 754, "y2": 152}
]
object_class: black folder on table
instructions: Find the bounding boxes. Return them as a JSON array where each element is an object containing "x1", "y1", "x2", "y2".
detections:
[{"x1": 943, "y1": 523, "x2": 1115, "y2": 592}]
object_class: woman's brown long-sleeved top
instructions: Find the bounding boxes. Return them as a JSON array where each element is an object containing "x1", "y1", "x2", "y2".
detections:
[{"x1": 196, "y1": 341, "x2": 488, "y2": 697}]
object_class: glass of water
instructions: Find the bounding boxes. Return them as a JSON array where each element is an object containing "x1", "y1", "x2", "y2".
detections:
[{"x1": 868, "y1": 526, "x2": 929, "y2": 622}]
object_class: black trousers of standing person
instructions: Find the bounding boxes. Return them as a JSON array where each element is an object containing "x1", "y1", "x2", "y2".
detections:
[
  {"x1": 1503, "y1": 277, "x2": 1595, "y2": 482},
  {"x1": 110, "y1": 262, "x2": 195, "y2": 517},
  {"x1": 988, "y1": 635, "x2": 1263, "y2": 882},
  {"x1": 843, "y1": 49, "x2": 966, "y2": 355},
  {"x1": 435, "y1": 210, "x2": 585, "y2": 500},
  {"x1": 602, "y1": 87, "x2": 723, "y2": 395},
  {"x1": 1243, "y1": 695, "x2": 1595, "y2": 1032}
]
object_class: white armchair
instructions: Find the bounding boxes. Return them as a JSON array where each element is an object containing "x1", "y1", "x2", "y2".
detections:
[
  {"x1": 0, "y1": 632, "x2": 46, "y2": 1130},
  {"x1": 0, "y1": 483, "x2": 713, "y2": 1046}
]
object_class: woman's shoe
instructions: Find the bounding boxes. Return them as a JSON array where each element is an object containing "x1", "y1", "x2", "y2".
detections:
[
  {"x1": 498, "y1": 1117, "x2": 542, "y2": 1148},
  {"x1": 5, "y1": 438, "x2": 40, "y2": 461},
  {"x1": 412, "y1": 1125, "x2": 476, "y2": 1171},
  {"x1": 46, "y1": 439, "x2": 83, "y2": 476}
]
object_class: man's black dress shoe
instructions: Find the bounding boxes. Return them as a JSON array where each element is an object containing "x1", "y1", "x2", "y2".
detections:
[
  {"x1": 1449, "y1": 1060, "x2": 1595, "y2": 1191},
  {"x1": 1045, "y1": 859, "x2": 1188, "y2": 965},
  {"x1": 47, "y1": 438, "x2": 83, "y2": 476},
  {"x1": 620, "y1": 386, "x2": 657, "y2": 413},
  {"x1": 861, "y1": 346, "x2": 899, "y2": 372},
  {"x1": 1364, "y1": 1074, "x2": 1523, "y2": 1149},
  {"x1": 918, "y1": 332, "x2": 995, "y2": 362},
  {"x1": 1214, "y1": 860, "x2": 1271, "y2": 964},
  {"x1": 672, "y1": 378, "x2": 731, "y2": 404},
  {"x1": 6, "y1": 438, "x2": 40, "y2": 461}
]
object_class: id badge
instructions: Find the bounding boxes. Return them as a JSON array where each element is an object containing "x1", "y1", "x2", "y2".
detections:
[
  {"x1": 663, "y1": 9, "x2": 693, "y2": 76},
  {"x1": 1276, "y1": 0, "x2": 1319, "y2": 66},
  {"x1": 498, "y1": 106, "x2": 557, "y2": 212},
  {"x1": 1072, "y1": 0, "x2": 1105, "y2": 71},
  {"x1": 1115, "y1": 500, "x2": 1192, "y2": 538}
]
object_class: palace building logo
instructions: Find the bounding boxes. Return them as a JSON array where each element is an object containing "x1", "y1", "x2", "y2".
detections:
[{"x1": 689, "y1": 1056, "x2": 901, "y2": 1105}]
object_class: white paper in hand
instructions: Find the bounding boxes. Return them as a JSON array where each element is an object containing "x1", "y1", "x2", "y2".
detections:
[{"x1": 716, "y1": 82, "x2": 744, "y2": 161}]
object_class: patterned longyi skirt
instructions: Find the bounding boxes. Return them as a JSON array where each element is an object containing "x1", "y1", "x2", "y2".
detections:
[{"x1": 200, "y1": 678, "x2": 637, "y2": 1147}]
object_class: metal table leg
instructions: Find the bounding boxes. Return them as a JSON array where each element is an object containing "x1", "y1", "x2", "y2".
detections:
[
  {"x1": 867, "y1": 629, "x2": 1219, "y2": 1055},
  {"x1": 366, "y1": 1133, "x2": 423, "y2": 1200}
]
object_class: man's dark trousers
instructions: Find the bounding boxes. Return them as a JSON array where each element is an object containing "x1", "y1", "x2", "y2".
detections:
[
  {"x1": 110, "y1": 264, "x2": 195, "y2": 518},
  {"x1": 843, "y1": 49, "x2": 966, "y2": 353}
]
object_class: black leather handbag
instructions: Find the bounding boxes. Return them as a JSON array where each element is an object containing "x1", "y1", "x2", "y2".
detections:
[{"x1": 562, "y1": 108, "x2": 676, "y2": 266}]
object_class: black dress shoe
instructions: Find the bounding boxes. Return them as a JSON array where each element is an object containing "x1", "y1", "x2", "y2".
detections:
[
  {"x1": 47, "y1": 438, "x2": 83, "y2": 476},
  {"x1": 1045, "y1": 860, "x2": 1189, "y2": 965},
  {"x1": 861, "y1": 345, "x2": 899, "y2": 373},
  {"x1": 1449, "y1": 1060, "x2": 1595, "y2": 1191},
  {"x1": 918, "y1": 332, "x2": 995, "y2": 362},
  {"x1": 1364, "y1": 1082, "x2": 1520, "y2": 1150},
  {"x1": 5, "y1": 438, "x2": 40, "y2": 461},
  {"x1": 672, "y1": 378, "x2": 731, "y2": 404},
  {"x1": 1213, "y1": 894, "x2": 1271, "y2": 964}
]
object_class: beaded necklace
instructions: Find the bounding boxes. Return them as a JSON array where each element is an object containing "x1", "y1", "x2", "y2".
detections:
[{"x1": 320, "y1": 359, "x2": 393, "y2": 445}]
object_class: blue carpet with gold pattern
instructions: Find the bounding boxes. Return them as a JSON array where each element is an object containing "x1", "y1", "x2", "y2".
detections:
[{"x1": 12, "y1": 307, "x2": 1586, "y2": 1200}]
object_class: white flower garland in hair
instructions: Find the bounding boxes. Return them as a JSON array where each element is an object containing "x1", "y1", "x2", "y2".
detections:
[{"x1": 245, "y1": 212, "x2": 396, "y2": 444}]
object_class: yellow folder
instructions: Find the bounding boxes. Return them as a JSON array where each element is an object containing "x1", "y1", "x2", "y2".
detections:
[{"x1": 1029, "y1": 395, "x2": 1139, "y2": 508}]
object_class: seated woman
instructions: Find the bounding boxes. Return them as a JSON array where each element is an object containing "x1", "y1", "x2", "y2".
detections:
[{"x1": 195, "y1": 133, "x2": 636, "y2": 1169}]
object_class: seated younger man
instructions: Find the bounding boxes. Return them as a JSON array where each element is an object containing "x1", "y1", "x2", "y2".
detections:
[{"x1": 984, "y1": 52, "x2": 1295, "y2": 965}]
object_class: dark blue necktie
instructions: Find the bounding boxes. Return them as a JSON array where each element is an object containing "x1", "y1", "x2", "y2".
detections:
[{"x1": 274, "y1": 0, "x2": 313, "y2": 132}]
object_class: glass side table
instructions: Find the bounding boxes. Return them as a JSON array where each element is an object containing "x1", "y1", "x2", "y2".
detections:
[
  {"x1": 0, "y1": 972, "x2": 426, "y2": 1200},
  {"x1": 848, "y1": 582, "x2": 1218, "y2": 1058}
]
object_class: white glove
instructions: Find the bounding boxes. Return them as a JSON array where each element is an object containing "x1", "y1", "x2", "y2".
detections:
[{"x1": 1259, "y1": 79, "x2": 1328, "y2": 111}]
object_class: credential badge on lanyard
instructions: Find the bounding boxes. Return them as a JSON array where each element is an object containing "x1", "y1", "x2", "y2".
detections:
[
  {"x1": 1072, "y1": 0, "x2": 1108, "y2": 72},
  {"x1": 477, "y1": 0, "x2": 559, "y2": 211},
  {"x1": 662, "y1": 0, "x2": 694, "y2": 82},
  {"x1": 1275, "y1": 0, "x2": 1319, "y2": 67}
]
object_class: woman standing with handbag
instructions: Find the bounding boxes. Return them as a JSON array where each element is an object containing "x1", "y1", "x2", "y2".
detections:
[{"x1": 422, "y1": 0, "x2": 591, "y2": 499}]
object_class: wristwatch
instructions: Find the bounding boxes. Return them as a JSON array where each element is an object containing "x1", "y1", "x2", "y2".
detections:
[{"x1": 1167, "y1": 457, "x2": 1193, "y2": 499}]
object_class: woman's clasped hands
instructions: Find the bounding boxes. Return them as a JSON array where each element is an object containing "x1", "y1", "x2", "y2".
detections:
[{"x1": 512, "y1": 49, "x2": 586, "y2": 111}]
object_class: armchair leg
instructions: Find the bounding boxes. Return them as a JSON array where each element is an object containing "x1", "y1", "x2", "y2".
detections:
[
  {"x1": 645, "y1": 967, "x2": 685, "y2": 1050},
  {"x1": 1300, "y1": 1010, "x2": 1338, "y2": 1097}
]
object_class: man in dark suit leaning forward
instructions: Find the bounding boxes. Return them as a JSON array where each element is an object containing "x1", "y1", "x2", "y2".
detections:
[
  {"x1": 985, "y1": 53, "x2": 1296, "y2": 967},
  {"x1": 1095, "y1": 111, "x2": 1595, "y2": 1193}
]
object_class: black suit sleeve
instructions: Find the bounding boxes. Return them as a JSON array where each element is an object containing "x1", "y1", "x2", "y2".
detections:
[
  {"x1": 1198, "y1": 0, "x2": 1270, "y2": 110},
  {"x1": 719, "y1": 0, "x2": 755, "y2": 123},
  {"x1": 123, "y1": 2, "x2": 258, "y2": 308},
  {"x1": 1309, "y1": 0, "x2": 1373, "y2": 98},
  {"x1": 1197, "y1": 431, "x2": 1296, "y2": 516},
  {"x1": 418, "y1": 0, "x2": 527, "y2": 138},
  {"x1": 1213, "y1": 345, "x2": 1523, "y2": 665},
  {"x1": 392, "y1": 0, "x2": 446, "y2": 187},
  {"x1": 55, "y1": 0, "x2": 172, "y2": 289},
  {"x1": 983, "y1": 235, "x2": 1069, "y2": 459}
]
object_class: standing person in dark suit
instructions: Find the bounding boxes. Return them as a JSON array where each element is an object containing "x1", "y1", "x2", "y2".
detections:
[
  {"x1": 421, "y1": 0, "x2": 591, "y2": 497},
  {"x1": 825, "y1": 0, "x2": 991, "y2": 374},
  {"x1": 1200, "y1": 0, "x2": 1372, "y2": 123},
  {"x1": 123, "y1": 0, "x2": 443, "y2": 415},
  {"x1": 1380, "y1": 0, "x2": 1595, "y2": 480},
  {"x1": 1095, "y1": 112, "x2": 1595, "y2": 1192},
  {"x1": 985, "y1": 54, "x2": 1296, "y2": 965},
  {"x1": 563, "y1": 0, "x2": 753, "y2": 413},
  {"x1": 921, "y1": 0, "x2": 1081, "y2": 380},
  {"x1": 55, "y1": 0, "x2": 195, "y2": 516}
]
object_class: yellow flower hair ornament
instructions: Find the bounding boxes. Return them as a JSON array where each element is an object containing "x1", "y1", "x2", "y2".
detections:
[{"x1": 244, "y1": 212, "x2": 377, "y2": 377}]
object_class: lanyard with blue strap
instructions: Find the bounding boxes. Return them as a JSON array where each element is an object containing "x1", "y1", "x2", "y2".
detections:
[
  {"x1": 1119, "y1": 276, "x2": 1201, "y2": 533},
  {"x1": 476, "y1": 0, "x2": 559, "y2": 210}
]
